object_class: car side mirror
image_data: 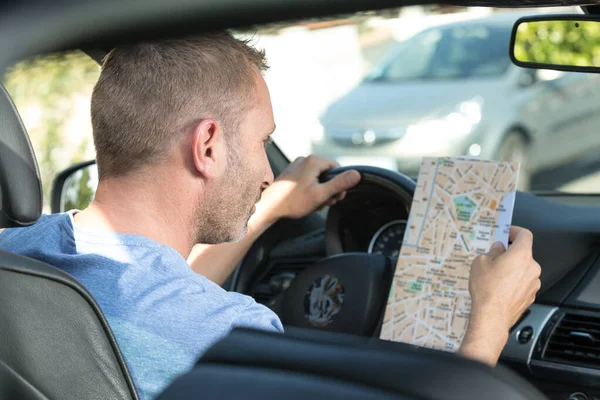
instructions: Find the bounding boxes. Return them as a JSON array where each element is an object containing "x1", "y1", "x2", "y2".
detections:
[{"x1": 50, "y1": 160, "x2": 98, "y2": 213}]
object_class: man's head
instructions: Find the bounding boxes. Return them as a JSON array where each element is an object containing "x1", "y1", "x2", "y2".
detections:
[{"x1": 91, "y1": 32, "x2": 275, "y2": 244}]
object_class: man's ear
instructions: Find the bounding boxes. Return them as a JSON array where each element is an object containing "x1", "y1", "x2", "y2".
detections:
[{"x1": 191, "y1": 119, "x2": 222, "y2": 180}]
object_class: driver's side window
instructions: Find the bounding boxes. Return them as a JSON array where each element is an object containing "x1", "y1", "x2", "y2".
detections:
[{"x1": 3, "y1": 51, "x2": 100, "y2": 213}]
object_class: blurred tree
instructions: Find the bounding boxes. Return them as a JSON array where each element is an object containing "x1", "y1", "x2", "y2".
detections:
[{"x1": 2, "y1": 51, "x2": 100, "y2": 211}]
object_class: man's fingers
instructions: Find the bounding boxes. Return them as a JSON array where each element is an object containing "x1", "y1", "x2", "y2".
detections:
[
  {"x1": 292, "y1": 156, "x2": 306, "y2": 166},
  {"x1": 306, "y1": 155, "x2": 340, "y2": 175},
  {"x1": 508, "y1": 226, "x2": 533, "y2": 250},
  {"x1": 486, "y1": 242, "x2": 505, "y2": 260},
  {"x1": 531, "y1": 262, "x2": 542, "y2": 279},
  {"x1": 320, "y1": 170, "x2": 361, "y2": 200},
  {"x1": 508, "y1": 226, "x2": 521, "y2": 242}
]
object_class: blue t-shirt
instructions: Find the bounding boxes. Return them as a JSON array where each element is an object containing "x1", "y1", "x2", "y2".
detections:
[{"x1": 0, "y1": 212, "x2": 283, "y2": 400}]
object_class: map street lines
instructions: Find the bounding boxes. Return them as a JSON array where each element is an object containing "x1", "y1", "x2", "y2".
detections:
[{"x1": 380, "y1": 157, "x2": 519, "y2": 352}]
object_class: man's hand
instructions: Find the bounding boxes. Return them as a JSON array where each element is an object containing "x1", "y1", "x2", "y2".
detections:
[
  {"x1": 253, "y1": 155, "x2": 361, "y2": 225},
  {"x1": 459, "y1": 226, "x2": 541, "y2": 366},
  {"x1": 189, "y1": 155, "x2": 360, "y2": 285}
]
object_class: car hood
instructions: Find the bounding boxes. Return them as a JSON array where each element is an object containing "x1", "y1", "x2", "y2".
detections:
[{"x1": 321, "y1": 78, "x2": 507, "y2": 128}]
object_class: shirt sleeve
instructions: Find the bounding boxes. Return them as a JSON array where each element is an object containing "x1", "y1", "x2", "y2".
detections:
[{"x1": 233, "y1": 298, "x2": 284, "y2": 333}]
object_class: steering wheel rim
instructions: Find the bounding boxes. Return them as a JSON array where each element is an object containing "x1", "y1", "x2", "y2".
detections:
[
  {"x1": 321, "y1": 166, "x2": 416, "y2": 255},
  {"x1": 320, "y1": 165, "x2": 416, "y2": 201},
  {"x1": 273, "y1": 166, "x2": 417, "y2": 337}
]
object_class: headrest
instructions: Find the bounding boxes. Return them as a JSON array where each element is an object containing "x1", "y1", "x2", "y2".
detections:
[{"x1": 0, "y1": 84, "x2": 42, "y2": 228}]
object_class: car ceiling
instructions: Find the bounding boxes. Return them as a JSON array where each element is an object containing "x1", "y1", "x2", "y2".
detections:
[{"x1": 0, "y1": 0, "x2": 599, "y2": 74}]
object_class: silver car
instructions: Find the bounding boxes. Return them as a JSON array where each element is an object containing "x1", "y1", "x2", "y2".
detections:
[{"x1": 312, "y1": 11, "x2": 600, "y2": 190}]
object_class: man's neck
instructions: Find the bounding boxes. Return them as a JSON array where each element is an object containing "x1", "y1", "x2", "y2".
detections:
[{"x1": 72, "y1": 172, "x2": 195, "y2": 259}]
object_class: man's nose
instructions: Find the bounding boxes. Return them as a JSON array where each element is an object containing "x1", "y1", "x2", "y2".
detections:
[{"x1": 262, "y1": 165, "x2": 274, "y2": 189}]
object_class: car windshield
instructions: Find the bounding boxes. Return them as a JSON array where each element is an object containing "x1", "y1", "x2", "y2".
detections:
[
  {"x1": 5, "y1": 5, "x2": 600, "y2": 208},
  {"x1": 366, "y1": 23, "x2": 511, "y2": 81}
]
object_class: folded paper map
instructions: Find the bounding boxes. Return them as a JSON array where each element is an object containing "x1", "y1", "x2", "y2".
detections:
[{"x1": 380, "y1": 157, "x2": 519, "y2": 351}]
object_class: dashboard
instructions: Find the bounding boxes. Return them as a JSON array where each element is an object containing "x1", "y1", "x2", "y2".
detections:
[
  {"x1": 325, "y1": 180, "x2": 409, "y2": 255},
  {"x1": 236, "y1": 179, "x2": 600, "y2": 400},
  {"x1": 368, "y1": 219, "x2": 406, "y2": 258}
]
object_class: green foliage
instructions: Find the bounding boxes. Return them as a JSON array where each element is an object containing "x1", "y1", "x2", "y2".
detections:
[
  {"x1": 2, "y1": 51, "x2": 100, "y2": 211},
  {"x1": 514, "y1": 20, "x2": 600, "y2": 67}
]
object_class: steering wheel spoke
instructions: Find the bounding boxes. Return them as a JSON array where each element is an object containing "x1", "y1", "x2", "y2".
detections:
[
  {"x1": 275, "y1": 253, "x2": 394, "y2": 336},
  {"x1": 273, "y1": 166, "x2": 416, "y2": 336}
]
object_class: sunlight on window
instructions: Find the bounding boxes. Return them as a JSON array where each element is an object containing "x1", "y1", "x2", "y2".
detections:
[{"x1": 3, "y1": 51, "x2": 99, "y2": 212}]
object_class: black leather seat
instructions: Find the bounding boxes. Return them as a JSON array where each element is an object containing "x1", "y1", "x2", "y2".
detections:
[
  {"x1": 0, "y1": 84, "x2": 138, "y2": 400},
  {"x1": 158, "y1": 327, "x2": 549, "y2": 400}
]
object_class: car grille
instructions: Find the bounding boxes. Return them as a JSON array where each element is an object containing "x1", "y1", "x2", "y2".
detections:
[{"x1": 327, "y1": 127, "x2": 405, "y2": 148}]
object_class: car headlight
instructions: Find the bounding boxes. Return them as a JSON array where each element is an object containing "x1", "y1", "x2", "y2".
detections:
[{"x1": 406, "y1": 97, "x2": 483, "y2": 139}]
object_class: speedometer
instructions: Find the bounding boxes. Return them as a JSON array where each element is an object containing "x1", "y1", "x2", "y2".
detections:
[{"x1": 368, "y1": 220, "x2": 407, "y2": 258}]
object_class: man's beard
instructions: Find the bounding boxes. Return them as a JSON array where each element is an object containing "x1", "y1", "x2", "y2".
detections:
[{"x1": 192, "y1": 148, "x2": 262, "y2": 245}]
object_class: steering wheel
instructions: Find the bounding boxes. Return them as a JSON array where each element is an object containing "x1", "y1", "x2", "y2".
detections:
[{"x1": 270, "y1": 166, "x2": 416, "y2": 336}]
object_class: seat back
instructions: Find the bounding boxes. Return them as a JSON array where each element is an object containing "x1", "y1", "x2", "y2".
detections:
[
  {"x1": 158, "y1": 327, "x2": 549, "y2": 400},
  {"x1": 0, "y1": 84, "x2": 138, "y2": 400}
]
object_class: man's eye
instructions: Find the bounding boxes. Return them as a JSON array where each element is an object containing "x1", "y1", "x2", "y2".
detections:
[{"x1": 263, "y1": 137, "x2": 273, "y2": 149}]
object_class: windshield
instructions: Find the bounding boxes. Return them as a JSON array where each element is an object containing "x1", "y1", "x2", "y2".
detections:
[
  {"x1": 368, "y1": 23, "x2": 512, "y2": 81},
  {"x1": 5, "y1": 5, "x2": 600, "y2": 201},
  {"x1": 253, "y1": 6, "x2": 596, "y2": 195}
]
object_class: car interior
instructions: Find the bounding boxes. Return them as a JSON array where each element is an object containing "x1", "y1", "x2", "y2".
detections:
[{"x1": 4, "y1": 1, "x2": 600, "y2": 400}]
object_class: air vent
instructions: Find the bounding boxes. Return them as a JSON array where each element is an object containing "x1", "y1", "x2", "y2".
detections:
[{"x1": 543, "y1": 313, "x2": 600, "y2": 368}]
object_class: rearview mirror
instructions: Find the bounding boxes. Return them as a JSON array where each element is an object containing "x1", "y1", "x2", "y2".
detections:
[
  {"x1": 50, "y1": 161, "x2": 98, "y2": 213},
  {"x1": 511, "y1": 15, "x2": 600, "y2": 73}
]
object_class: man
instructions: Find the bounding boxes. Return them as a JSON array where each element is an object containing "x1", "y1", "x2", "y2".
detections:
[{"x1": 0, "y1": 33, "x2": 541, "y2": 400}]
